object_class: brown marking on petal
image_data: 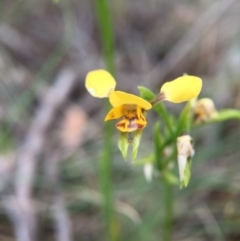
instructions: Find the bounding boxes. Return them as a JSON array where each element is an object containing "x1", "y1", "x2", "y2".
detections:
[
  {"x1": 116, "y1": 118, "x2": 128, "y2": 132},
  {"x1": 116, "y1": 122, "x2": 126, "y2": 128},
  {"x1": 127, "y1": 118, "x2": 146, "y2": 132},
  {"x1": 116, "y1": 106, "x2": 147, "y2": 132}
]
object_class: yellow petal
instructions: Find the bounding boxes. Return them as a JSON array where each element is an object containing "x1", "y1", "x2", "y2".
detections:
[
  {"x1": 109, "y1": 91, "x2": 152, "y2": 110},
  {"x1": 160, "y1": 75, "x2": 202, "y2": 103},
  {"x1": 136, "y1": 105, "x2": 146, "y2": 120},
  {"x1": 85, "y1": 69, "x2": 116, "y2": 98},
  {"x1": 104, "y1": 106, "x2": 123, "y2": 121}
]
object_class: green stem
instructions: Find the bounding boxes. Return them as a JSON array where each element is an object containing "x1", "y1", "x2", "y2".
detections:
[
  {"x1": 94, "y1": 0, "x2": 115, "y2": 75},
  {"x1": 154, "y1": 122, "x2": 174, "y2": 241},
  {"x1": 162, "y1": 178, "x2": 174, "y2": 241},
  {"x1": 150, "y1": 92, "x2": 166, "y2": 106},
  {"x1": 93, "y1": 0, "x2": 118, "y2": 240},
  {"x1": 153, "y1": 104, "x2": 174, "y2": 136}
]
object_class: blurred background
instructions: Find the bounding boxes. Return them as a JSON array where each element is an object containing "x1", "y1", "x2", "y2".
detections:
[{"x1": 0, "y1": 0, "x2": 240, "y2": 240}]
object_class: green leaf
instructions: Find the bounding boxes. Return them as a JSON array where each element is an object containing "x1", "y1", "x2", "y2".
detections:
[
  {"x1": 154, "y1": 122, "x2": 165, "y2": 170},
  {"x1": 155, "y1": 104, "x2": 174, "y2": 136},
  {"x1": 138, "y1": 86, "x2": 155, "y2": 101},
  {"x1": 176, "y1": 102, "x2": 191, "y2": 135},
  {"x1": 194, "y1": 109, "x2": 240, "y2": 128},
  {"x1": 180, "y1": 157, "x2": 192, "y2": 189},
  {"x1": 138, "y1": 86, "x2": 174, "y2": 135},
  {"x1": 163, "y1": 171, "x2": 179, "y2": 185},
  {"x1": 212, "y1": 109, "x2": 240, "y2": 122},
  {"x1": 132, "y1": 130, "x2": 143, "y2": 161},
  {"x1": 118, "y1": 132, "x2": 129, "y2": 160}
]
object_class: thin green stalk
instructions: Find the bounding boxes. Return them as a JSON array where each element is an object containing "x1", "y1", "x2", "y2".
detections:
[
  {"x1": 93, "y1": 0, "x2": 118, "y2": 240},
  {"x1": 94, "y1": 0, "x2": 115, "y2": 74},
  {"x1": 153, "y1": 104, "x2": 174, "y2": 136},
  {"x1": 162, "y1": 179, "x2": 174, "y2": 241},
  {"x1": 154, "y1": 121, "x2": 174, "y2": 240},
  {"x1": 153, "y1": 107, "x2": 174, "y2": 241},
  {"x1": 153, "y1": 122, "x2": 163, "y2": 171}
]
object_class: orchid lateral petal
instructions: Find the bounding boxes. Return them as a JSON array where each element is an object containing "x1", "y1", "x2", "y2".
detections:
[
  {"x1": 160, "y1": 75, "x2": 202, "y2": 103},
  {"x1": 85, "y1": 69, "x2": 116, "y2": 98},
  {"x1": 104, "y1": 106, "x2": 123, "y2": 121}
]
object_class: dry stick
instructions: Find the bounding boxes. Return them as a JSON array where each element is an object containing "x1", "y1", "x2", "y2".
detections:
[
  {"x1": 146, "y1": 0, "x2": 238, "y2": 84},
  {"x1": 0, "y1": 24, "x2": 44, "y2": 60},
  {"x1": 7, "y1": 68, "x2": 77, "y2": 241},
  {"x1": 45, "y1": 150, "x2": 72, "y2": 241}
]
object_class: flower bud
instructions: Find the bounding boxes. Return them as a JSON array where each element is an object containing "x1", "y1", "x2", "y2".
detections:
[
  {"x1": 177, "y1": 135, "x2": 194, "y2": 188},
  {"x1": 193, "y1": 98, "x2": 218, "y2": 122}
]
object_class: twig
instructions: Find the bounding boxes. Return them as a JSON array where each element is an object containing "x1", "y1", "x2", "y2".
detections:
[
  {"x1": 6, "y1": 68, "x2": 77, "y2": 241},
  {"x1": 0, "y1": 24, "x2": 44, "y2": 62},
  {"x1": 45, "y1": 151, "x2": 72, "y2": 241}
]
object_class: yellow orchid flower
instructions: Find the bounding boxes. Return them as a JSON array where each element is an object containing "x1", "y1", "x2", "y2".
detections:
[
  {"x1": 105, "y1": 91, "x2": 151, "y2": 132},
  {"x1": 85, "y1": 69, "x2": 152, "y2": 132},
  {"x1": 85, "y1": 70, "x2": 202, "y2": 132}
]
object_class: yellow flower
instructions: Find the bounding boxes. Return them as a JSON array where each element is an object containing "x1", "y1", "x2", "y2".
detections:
[
  {"x1": 85, "y1": 69, "x2": 152, "y2": 132},
  {"x1": 160, "y1": 75, "x2": 202, "y2": 103},
  {"x1": 85, "y1": 70, "x2": 202, "y2": 132},
  {"x1": 105, "y1": 91, "x2": 151, "y2": 132}
]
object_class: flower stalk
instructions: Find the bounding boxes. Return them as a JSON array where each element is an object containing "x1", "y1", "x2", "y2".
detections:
[
  {"x1": 93, "y1": 0, "x2": 118, "y2": 240},
  {"x1": 150, "y1": 92, "x2": 166, "y2": 106}
]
